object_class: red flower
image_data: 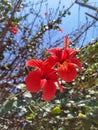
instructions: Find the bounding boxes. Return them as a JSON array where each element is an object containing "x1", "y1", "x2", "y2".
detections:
[
  {"x1": 26, "y1": 59, "x2": 62, "y2": 101},
  {"x1": 59, "y1": 28, "x2": 63, "y2": 33},
  {"x1": 9, "y1": 25, "x2": 18, "y2": 34},
  {"x1": 47, "y1": 36, "x2": 82, "y2": 82},
  {"x1": 44, "y1": 11, "x2": 48, "y2": 15}
]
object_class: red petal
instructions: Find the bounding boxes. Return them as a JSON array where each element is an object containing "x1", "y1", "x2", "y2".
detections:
[
  {"x1": 26, "y1": 59, "x2": 43, "y2": 69},
  {"x1": 40, "y1": 79, "x2": 47, "y2": 88},
  {"x1": 26, "y1": 70, "x2": 41, "y2": 92},
  {"x1": 47, "y1": 69, "x2": 57, "y2": 81},
  {"x1": 47, "y1": 48, "x2": 62, "y2": 60},
  {"x1": 63, "y1": 49, "x2": 77, "y2": 60},
  {"x1": 67, "y1": 48, "x2": 77, "y2": 57},
  {"x1": 71, "y1": 58, "x2": 82, "y2": 71},
  {"x1": 42, "y1": 81, "x2": 56, "y2": 101},
  {"x1": 43, "y1": 57, "x2": 57, "y2": 70},
  {"x1": 58, "y1": 63, "x2": 77, "y2": 82}
]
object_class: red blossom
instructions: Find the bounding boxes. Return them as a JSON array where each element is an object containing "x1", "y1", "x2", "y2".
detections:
[
  {"x1": 47, "y1": 36, "x2": 82, "y2": 82},
  {"x1": 59, "y1": 28, "x2": 63, "y2": 33},
  {"x1": 44, "y1": 11, "x2": 48, "y2": 15},
  {"x1": 26, "y1": 59, "x2": 62, "y2": 101},
  {"x1": 25, "y1": 36, "x2": 82, "y2": 101},
  {"x1": 9, "y1": 25, "x2": 18, "y2": 34}
]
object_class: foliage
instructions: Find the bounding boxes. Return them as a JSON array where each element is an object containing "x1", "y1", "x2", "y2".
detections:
[{"x1": 0, "y1": 41, "x2": 98, "y2": 130}]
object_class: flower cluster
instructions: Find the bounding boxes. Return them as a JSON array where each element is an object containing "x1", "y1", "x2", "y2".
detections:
[{"x1": 26, "y1": 36, "x2": 82, "y2": 101}]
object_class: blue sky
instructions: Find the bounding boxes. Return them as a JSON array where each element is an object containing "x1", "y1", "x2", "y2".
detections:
[
  {"x1": 18, "y1": 0, "x2": 98, "y2": 47},
  {"x1": 46, "y1": 0, "x2": 98, "y2": 46}
]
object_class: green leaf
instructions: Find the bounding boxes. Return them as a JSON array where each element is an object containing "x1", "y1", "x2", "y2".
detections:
[
  {"x1": 23, "y1": 91, "x2": 32, "y2": 98},
  {"x1": 0, "y1": 99, "x2": 14, "y2": 115},
  {"x1": 17, "y1": 100, "x2": 27, "y2": 107},
  {"x1": 26, "y1": 113, "x2": 36, "y2": 120},
  {"x1": 51, "y1": 106, "x2": 62, "y2": 114},
  {"x1": 83, "y1": 0, "x2": 88, "y2": 4}
]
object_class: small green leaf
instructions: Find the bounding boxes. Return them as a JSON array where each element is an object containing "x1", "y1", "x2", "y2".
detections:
[
  {"x1": 78, "y1": 112, "x2": 86, "y2": 118},
  {"x1": 26, "y1": 113, "x2": 36, "y2": 120},
  {"x1": 83, "y1": 0, "x2": 88, "y2": 4},
  {"x1": 51, "y1": 106, "x2": 62, "y2": 114}
]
